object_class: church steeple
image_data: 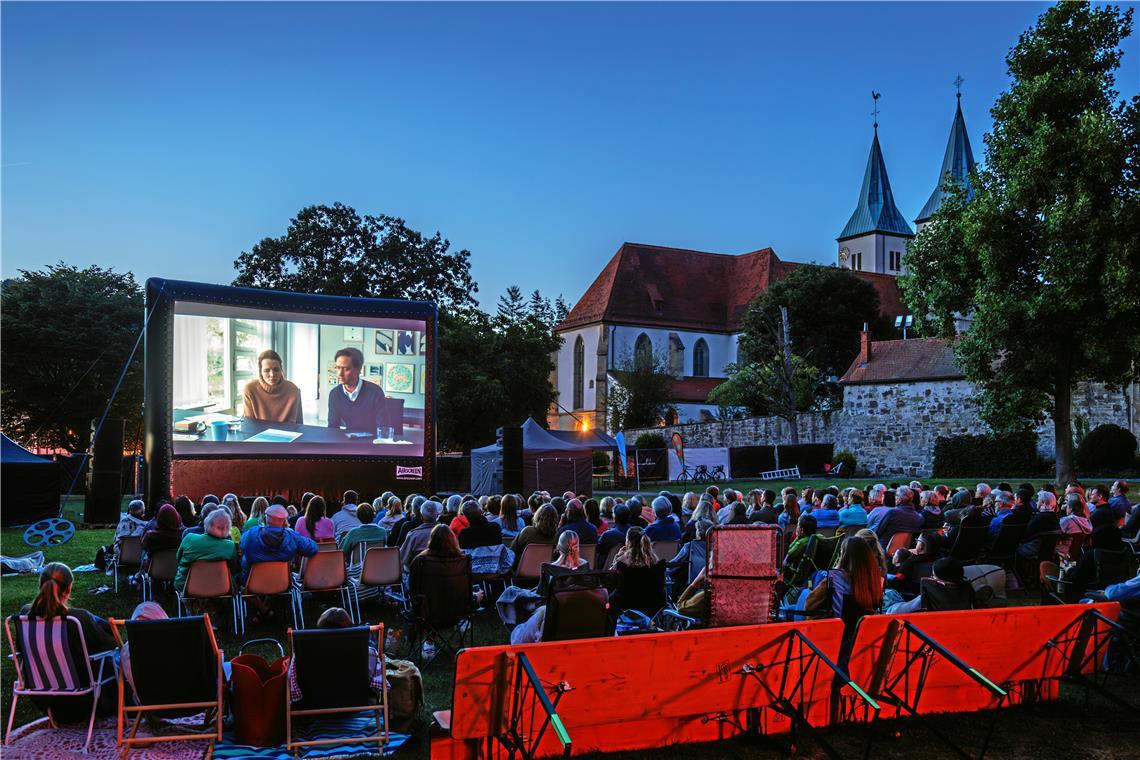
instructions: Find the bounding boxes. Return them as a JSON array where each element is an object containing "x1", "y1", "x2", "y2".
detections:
[{"x1": 915, "y1": 81, "x2": 977, "y2": 227}]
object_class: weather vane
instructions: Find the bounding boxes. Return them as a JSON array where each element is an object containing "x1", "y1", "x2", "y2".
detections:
[
  {"x1": 871, "y1": 91, "x2": 881, "y2": 131},
  {"x1": 954, "y1": 74, "x2": 965, "y2": 99}
]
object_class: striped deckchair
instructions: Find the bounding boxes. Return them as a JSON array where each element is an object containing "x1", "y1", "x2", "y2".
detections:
[{"x1": 4, "y1": 614, "x2": 118, "y2": 753}]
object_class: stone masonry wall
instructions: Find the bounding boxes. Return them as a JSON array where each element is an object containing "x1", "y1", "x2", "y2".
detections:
[{"x1": 623, "y1": 380, "x2": 1137, "y2": 478}]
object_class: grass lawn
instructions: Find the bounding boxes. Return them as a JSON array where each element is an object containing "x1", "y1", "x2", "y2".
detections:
[{"x1": 1, "y1": 497, "x2": 1137, "y2": 759}]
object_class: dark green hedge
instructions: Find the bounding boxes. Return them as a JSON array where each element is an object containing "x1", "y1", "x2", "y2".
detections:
[
  {"x1": 635, "y1": 432, "x2": 667, "y2": 449},
  {"x1": 933, "y1": 431, "x2": 1041, "y2": 477},
  {"x1": 1076, "y1": 424, "x2": 1137, "y2": 473}
]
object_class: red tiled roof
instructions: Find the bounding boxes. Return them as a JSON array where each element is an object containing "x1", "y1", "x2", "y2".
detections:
[
  {"x1": 670, "y1": 376, "x2": 725, "y2": 403},
  {"x1": 557, "y1": 242, "x2": 906, "y2": 333},
  {"x1": 839, "y1": 337, "x2": 965, "y2": 384}
]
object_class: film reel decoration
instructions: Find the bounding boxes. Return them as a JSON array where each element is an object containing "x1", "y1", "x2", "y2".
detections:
[{"x1": 23, "y1": 518, "x2": 76, "y2": 547}]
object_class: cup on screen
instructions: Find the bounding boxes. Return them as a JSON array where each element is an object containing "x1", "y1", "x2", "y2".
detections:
[{"x1": 210, "y1": 420, "x2": 228, "y2": 442}]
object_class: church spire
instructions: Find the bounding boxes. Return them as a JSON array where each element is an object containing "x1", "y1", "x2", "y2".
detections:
[
  {"x1": 837, "y1": 100, "x2": 914, "y2": 242},
  {"x1": 916, "y1": 79, "x2": 977, "y2": 225}
]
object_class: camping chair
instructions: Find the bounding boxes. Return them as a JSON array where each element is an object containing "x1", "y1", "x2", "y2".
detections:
[
  {"x1": 110, "y1": 615, "x2": 224, "y2": 757},
  {"x1": 4, "y1": 615, "x2": 118, "y2": 753},
  {"x1": 139, "y1": 549, "x2": 177, "y2": 604},
  {"x1": 350, "y1": 546, "x2": 406, "y2": 621},
  {"x1": 112, "y1": 535, "x2": 144, "y2": 593},
  {"x1": 947, "y1": 524, "x2": 990, "y2": 565},
  {"x1": 540, "y1": 571, "x2": 614, "y2": 642},
  {"x1": 286, "y1": 625, "x2": 388, "y2": 758},
  {"x1": 511, "y1": 543, "x2": 554, "y2": 587},
  {"x1": 176, "y1": 559, "x2": 243, "y2": 635},
  {"x1": 981, "y1": 521, "x2": 1029, "y2": 587},
  {"x1": 241, "y1": 561, "x2": 302, "y2": 631},
  {"x1": 297, "y1": 550, "x2": 357, "y2": 627},
  {"x1": 404, "y1": 554, "x2": 476, "y2": 664},
  {"x1": 884, "y1": 532, "x2": 915, "y2": 557},
  {"x1": 918, "y1": 578, "x2": 975, "y2": 612}
]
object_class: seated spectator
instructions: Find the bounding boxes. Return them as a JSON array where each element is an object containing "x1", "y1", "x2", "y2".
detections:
[
  {"x1": 458, "y1": 502, "x2": 503, "y2": 549},
  {"x1": 173, "y1": 494, "x2": 199, "y2": 529},
  {"x1": 142, "y1": 504, "x2": 184, "y2": 558},
  {"x1": 407, "y1": 524, "x2": 479, "y2": 610},
  {"x1": 20, "y1": 562, "x2": 116, "y2": 652},
  {"x1": 987, "y1": 489, "x2": 1026, "y2": 538},
  {"x1": 121, "y1": 601, "x2": 169, "y2": 695},
  {"x1": 297, "y1": 496, "x2": 336, "y2": 542},
  {"x1": 680, "y1": 492, "x2": 699, "y2": 522},
  {"x1": 509, "y1": 530, "x2": 589, "y2": 645},
  {"x1": 670, "y1": 518, "x2": 713, "y2": 591},
  {"x1": 390, "y1": 496, "x2": 424, "y2": 548},
  {"x1": 918, "y1": 491, "x2": 943, "y2": 529},
  {"x1": 870, "y1": 486, "x2": 925, "y2": 548},
  {"x1": 942, "y1": 488, "x2": 974, "y2": 525},
  {"x1": 887, "y1": 530, "x2": 941, "y2": 594},
  {"x1": 174, "y1": 509, "x2": 238, "y2": 592},
  {"x1": 1058, "y1": 524, "x2": 1127, "y2": 600},
  {"x1": 511, "y1": 503, "x2": 559, "y2": 568},
  {"x1": 1108, "y1": 480, "x2": 1131, "y2": 521},
  {"x1": 584, "y1": 498, "x2": 609, "y2": 537},
  {"x1": 337, "y1": 502, "x2": 387, "y2": 557},
  {"x1": 804, "y1": 535, "x2": 883, "y2": 630},
  {"x1": 400, "y1": 499, "x2": 442, "y2": 569},
  {"x1": 624, "y1": 496, "x2": 649, "y2": 528},
  {"x1": 1019, "y1": 491, "x2": 1062, "y2": 558},
  {"x1": 611, "y1": 527, "x2": 664, "y2": 617},
  {"x1": 837, "y1": 492, "x2": 868, "y2": 533},
  {"x1": 557, "y1": 500, "x2": 599, "y2": 544},
  {"x1": 330, "y1": 490, "x2": 362, "y2": 538},
  {"x1": 598, "y1": 505, "x2": 633, "y2": 559},
  {"x1": 644, "y1": 497, "x2": 682, "y2": 542},
  {"x1": 493, "y1": 494, "x2": 526, "y2": 539},
  {"x1": 290, "y1": 492, "x2": 315, "y2": 530},
  {"x1": 746, "y1": 490, "x2": 778, "y2": 524},
  {"x1": 244, "y1": 496, "x2": 269, "y2": 532},
  {"x1": 811, "y1": 494, "x2": 841, "y2": 531},
  {"x1": 1090, "y1": 485, "x2": 1118, "y2": 528},
  {"x1": 725, "y1": 500, "x2": 751, "y2": 526},
  {"x1": 242, "y1": 504, "x2": 319, "y2": 575},
  {"x1": 853, "y1": 528, "x2": 890, "y2": 577},
  {"x1": 777, "y1": 492, "x2": 801, "y2": 536},
  {"x1": 781, "y1": 514, "x2": 819, "y2": 585},
  {"x1": 446, "y1": 495, "x2": 468, "y2": 536},
  {"x1": 1059, "y1": 492, "x2": 1093, "y2": 558},
  {"x1": 288, "y1": 607, "x2": 384, "y2": 702},
  {"x1": 886, "y1": 557, "x2": 973, "y2": 614},
  {"x1": 376, "y1": 495, "x2": 406, "y2": 533},
  {"x1": 680, "y1": 499, "x2": 716, "y2": 544},
  {"x1": 114, "y1": 499, "x2": 149, "y2": 556}
]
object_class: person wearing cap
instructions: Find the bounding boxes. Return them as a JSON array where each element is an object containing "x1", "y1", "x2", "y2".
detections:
[{"x1": 644, "y1": 496, "x2": 682, "y2": 542}]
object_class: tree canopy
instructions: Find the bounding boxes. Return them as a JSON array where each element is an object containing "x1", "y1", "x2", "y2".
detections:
[
  {"x1": 1, "y1": 264, "x2": 144, "y2": 451},
  {"x1": 607, "y1": 348, "x2": 675, "y2": 431},
  {"x1": 900, "y1": 1, "x2": 1140, "y2": 483}
]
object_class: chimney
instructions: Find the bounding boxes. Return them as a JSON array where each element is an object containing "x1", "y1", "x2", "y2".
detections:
[{"x1": 859, "y1": 323, "x2": 872, "y2": 364}]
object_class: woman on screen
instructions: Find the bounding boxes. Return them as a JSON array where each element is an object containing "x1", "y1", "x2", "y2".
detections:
[{"x1": 242, "y1": 349, "x2": 304, "y2": 424}]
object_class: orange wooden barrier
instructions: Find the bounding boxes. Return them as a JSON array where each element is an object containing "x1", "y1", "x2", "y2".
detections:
[
  {"x1": 434, "y1": 619, "x2": 848, "y2": 758},
  {"x1": 844, "y1": 602, "x2": 1121, "y2": 719}
]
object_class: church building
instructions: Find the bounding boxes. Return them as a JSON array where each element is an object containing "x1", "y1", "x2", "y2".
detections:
[{"x1": 550, "y1": 92, "x2": 977, "y2": 433}]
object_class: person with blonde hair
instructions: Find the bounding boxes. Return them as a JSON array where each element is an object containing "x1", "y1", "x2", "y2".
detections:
[
  {"x1": 244, "y1": 496, "x2": 270, "y2": 531},
  {"x1": 376, "y1": 495, "x2": 406, "y2": 533},
  {"x1": 509, "y1": 530, "x2": 590, "y2": 645},
  {"x1": 20, "y1": 562, "x2": 116, "y2": 652}
]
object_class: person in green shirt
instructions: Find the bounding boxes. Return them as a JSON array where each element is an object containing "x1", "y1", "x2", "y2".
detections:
[
  {"x1": 243, "y1": 495, "x2": 270, "y2": 532},
  {"x1": 174, "y1": 509, "x2": 238, "y2": 591},
  {"x1": 338, "y1": 502, "x2": 388, "y2": 560}
]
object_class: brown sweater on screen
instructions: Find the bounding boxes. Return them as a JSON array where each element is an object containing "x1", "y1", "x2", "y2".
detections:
[{"x1": 242, "y1": 378, "x2": 304, "y2": 423}]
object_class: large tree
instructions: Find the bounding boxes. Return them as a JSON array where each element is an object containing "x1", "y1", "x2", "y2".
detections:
[
  {"x1": 233, "y1": 202, "x2": 479, "y2": 311},
  {"x1": 901, "y1": 2, "x2": 1140, "y2": 483},
  {"x1": 1, "y1": 264, "x2": 144, "y2": 451},
  {"x1": 607, "y1": 348, "x2": 675, "y2": 431}
]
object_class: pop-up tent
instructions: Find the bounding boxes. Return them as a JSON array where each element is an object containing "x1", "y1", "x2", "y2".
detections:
[
  {"x1": 1, "y1": 434, "x2": 61, "y2": 527},
  {"x1": 544, "y1": 427, "x2": 617, "y2": 450},
  {"x1": 470, "y1": 418, "x2": 594, "y2": 497}
]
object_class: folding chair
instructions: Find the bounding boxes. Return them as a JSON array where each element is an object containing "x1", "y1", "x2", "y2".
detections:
[
  {"x1": 884, "y1": 531, "x2": 915, "y2": 557},
  {"x1": 348, "y1": 539, "x2": 386, "y2": 572},
  {"x1": 110, "y1": 615, "x2": 223, "y2": 758},
  {"x1": 112, "y1": 535, "x2": 144, "y2": 593},
  {"x1": 511, "y1": 543, "x2": 554, "y2": 587},
  {"x1": 287, "y1": 624, "x2": 388, "y2": 758},
  {"x1": 139, "y1": 549, "x2": 177, "y2": 604},
  {"x1": 297, "y1": 550, "x2": 357, "y2": 627},
  {"x1": 404, "y1": 554, "x2": 476, "y2": 664},
  {"x1": 350, "y1": 546, "x2": 405, "y2": 622},
  {"x1": 4, "y1": 615, "x2": 118, "y2": 753},
  {"x1": 176, "y1": 559, "x2": 243, "y2": 635},
  {"x1": 918, "y1": 578, "x2": 975, "y2": 612},
  {"x1": 241, "y1": 561, "x2": 302, "y2": 631},
  {"x1": 540, "y1": 571, "x2": 613, "y2": 642}
]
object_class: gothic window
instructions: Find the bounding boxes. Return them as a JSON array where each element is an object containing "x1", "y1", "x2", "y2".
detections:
[
  {"x1": 573, "y1": 336, "x2": 585, "y2": 410},
  {"x1": 635, "y1": 333, "x2": 652, "y2": 366},
  {"x1": 667, "y1": 334, "x2": 685, "y2": 376},
  {"x1": 693, "y1": 338, "x2": 710, "y2": 377}
]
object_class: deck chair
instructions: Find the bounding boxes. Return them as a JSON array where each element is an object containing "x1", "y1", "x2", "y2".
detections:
[
  {"x1": 947, "y1": 524, "x2": 990, "y2": 564},
  {"x1": 112, "y1": 535, "x2": 144, "y2": 593},
  {"x1": 139, "y1": 549, "x2": 177, "y2": 603},
  {"x1": 241, "y1": 561, "x2": 302, "y2": 631},
  {"x1": 110, "y1": 615, "x2": 223, "y2": 757},
  {"x1": 176, "y1": 559, "x2": 243, "y2": 635},
  {"x1": 511, "y1": 543, "x2": 554, "y2": 587},
  {"x1": 540, "y1": 571, "x2": 614, "y2": 642},
  {"x1": 4, "y1": 615, "x2": 118, "y2": 753},
  {"x1": 297, "y1": 550, "x2": 357, "y2": 627},
  {"x1": 287, "y1": 625, "x2": 387, "y2": 758},
  {"x1": 918, "y1": 578, "x2": 975, "y2": 612},
  {"x1": 404, "y1": 554, "x2": 475, "y2": 664},
  {"x1": 350, "y1": 546, "x2": 405, "y2": 621}
]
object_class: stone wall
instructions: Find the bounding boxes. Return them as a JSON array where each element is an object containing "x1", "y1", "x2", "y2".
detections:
[{"x1": 623, "y1": 380, "x2": 1138, "y2": 478}]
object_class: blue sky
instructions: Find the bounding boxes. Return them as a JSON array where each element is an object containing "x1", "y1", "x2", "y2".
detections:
[{"x1": 3, "y1": 2, "x2": 1137, "y2": 310}]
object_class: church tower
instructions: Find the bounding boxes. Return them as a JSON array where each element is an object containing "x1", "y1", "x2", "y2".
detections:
[
  {"x1": 915, "y1": 81, "x2": 977, "y2": 233},
  {"x1": 837, "y1": 94, "x2": 914, "y2": 276}
]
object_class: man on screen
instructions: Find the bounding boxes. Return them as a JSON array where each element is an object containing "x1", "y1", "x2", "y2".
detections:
[
  {"x1": 242, "y1": 350, "x2": 304, "y2": 423},
  {"x1": 328, "y1": 347, "x2": 390, "y2": 433}
]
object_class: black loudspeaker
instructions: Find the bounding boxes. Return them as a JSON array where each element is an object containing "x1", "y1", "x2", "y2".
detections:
[
  {"x1": 86, "y1": 418, "x2": 124, "y2": 524},
  {"x1": 502, "y1": 426, "x2": 524, "y2": 494}
]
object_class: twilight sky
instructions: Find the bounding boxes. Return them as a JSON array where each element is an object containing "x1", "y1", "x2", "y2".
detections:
[{"x1": 3, "y1": 2, "x2": 1136, "y2": 309}]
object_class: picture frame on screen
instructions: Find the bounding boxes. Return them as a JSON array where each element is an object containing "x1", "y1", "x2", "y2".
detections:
[
  {"x1": 385, "y1": 363, "x2": 415, "y2": 394},
  {"x1": 365, "y1": 363, "x2": 383, "y2": 384},
  {"x1": 418, "y1": 331, "x2": 427, "y2": 355},
  {"x1": 396, "y1": 330, "x2": 416, "y2": 356},
  {"x1": 420, "y1": 368, "x2": 426, "y2": 394},
  {"x1": 374, "y1": 329, "x2": 395, "y2": 355}
]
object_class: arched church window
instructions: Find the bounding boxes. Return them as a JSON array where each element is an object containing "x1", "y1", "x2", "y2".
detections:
[
  {"x1": 693, "y1": 338, "x2": 709, "y2": 377},
  {"x1": 573, "y1": 336, "x2": 585, "y2": 410},
  {"x1": 634, "y1": 333, "x2": 653, "y2": 366}
]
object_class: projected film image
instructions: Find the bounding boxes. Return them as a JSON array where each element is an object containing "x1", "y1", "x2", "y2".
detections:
[{"x1": 171, "y1": 302, "x2": 428, "y2": 457}]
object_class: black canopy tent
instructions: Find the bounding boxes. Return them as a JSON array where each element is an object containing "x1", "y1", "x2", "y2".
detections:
[
  {"x1": 470, "y1": 418, "x2": 595, "y2": 497},
  {"x1": 1, "y1": 434, "x2": 61, "y2": 527}
]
